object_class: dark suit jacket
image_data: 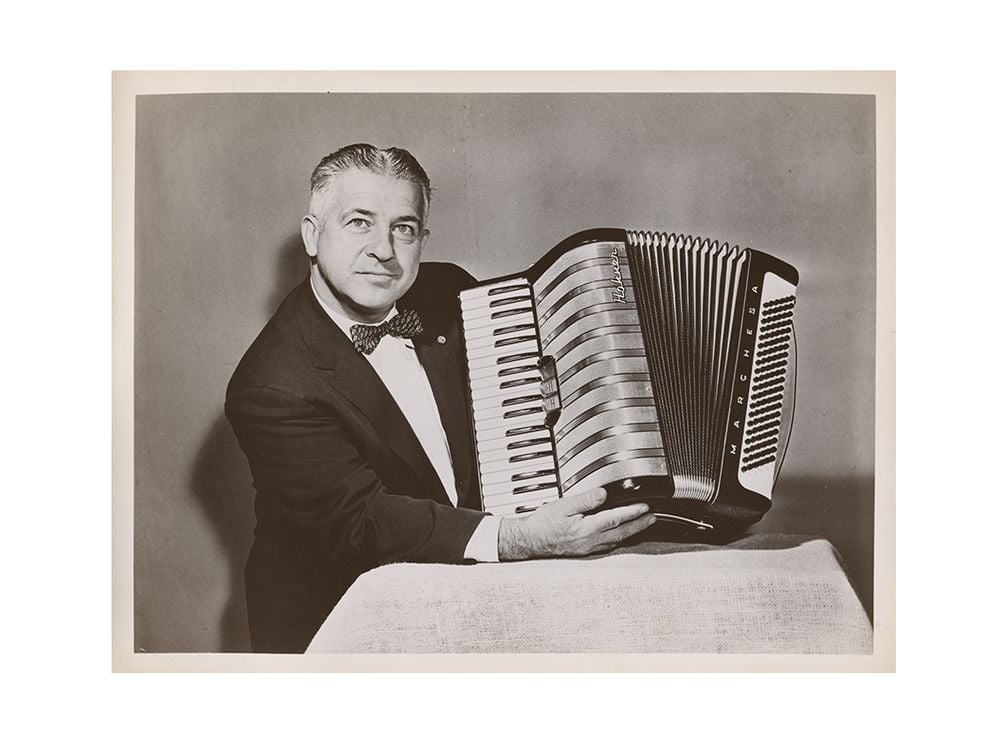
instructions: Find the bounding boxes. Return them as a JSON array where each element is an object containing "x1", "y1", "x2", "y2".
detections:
[{"x1": 226, "y1": 263, "x2": 485, "y2": 653}]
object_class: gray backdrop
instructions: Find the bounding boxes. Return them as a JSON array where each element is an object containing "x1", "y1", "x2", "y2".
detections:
[{"x1": 134, "y1": 92, "x2": 875, "y2": 653}]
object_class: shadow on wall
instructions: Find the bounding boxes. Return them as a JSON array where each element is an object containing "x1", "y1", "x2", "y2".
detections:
[
  {"x1": 268, "y1": 232, "x2": 311, "y2": 315},
  {"x1": 189, "y1": 415, "x2": 255, "y2": 651},
  {"x1": 188, "y1": 231, "x2": 307, "y2": 652}
]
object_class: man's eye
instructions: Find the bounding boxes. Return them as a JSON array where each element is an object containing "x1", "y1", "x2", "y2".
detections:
[
  {"x1": 393, "y1": 224, "x2": 416, "y2": 237},
  {"x1": 347, "y1": 218, "x2": 370, "y2": 229}
]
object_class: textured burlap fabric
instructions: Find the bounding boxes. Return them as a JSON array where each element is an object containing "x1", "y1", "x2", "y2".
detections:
[{"x1": 306, "y1": 537, "x2": 872, "y2": 654}]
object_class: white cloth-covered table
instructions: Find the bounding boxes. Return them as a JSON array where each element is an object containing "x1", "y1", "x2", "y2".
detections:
[{"x1": 306, "y1": 536, "x2": 872, "y2": 654}]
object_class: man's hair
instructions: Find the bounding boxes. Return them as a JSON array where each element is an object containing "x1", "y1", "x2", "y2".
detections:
[{"x1": 309, "y1": 143, "x2": 433, "y2": 222}]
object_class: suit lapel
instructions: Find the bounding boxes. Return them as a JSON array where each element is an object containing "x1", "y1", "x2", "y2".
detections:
[
  {"x1": 413, "y1": 332, "x2": 474, "y2": 508},
  {"x1": 293, "y1": 281, "x2": 447, "y2": 502}
]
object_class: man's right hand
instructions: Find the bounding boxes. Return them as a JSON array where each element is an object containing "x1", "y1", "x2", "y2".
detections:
[{"x1": 496, "y1": 487, "x2": 656, "y2": 562}]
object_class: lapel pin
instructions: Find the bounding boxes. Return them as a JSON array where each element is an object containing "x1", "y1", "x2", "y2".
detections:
[{"x1": 437, "y1": 335, "x2": 447, "y2": 344}]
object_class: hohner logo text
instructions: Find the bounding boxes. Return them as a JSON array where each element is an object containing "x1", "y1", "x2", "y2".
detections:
[{"x1": 610, "y1": 247, "x2": 627, "y2": 303}]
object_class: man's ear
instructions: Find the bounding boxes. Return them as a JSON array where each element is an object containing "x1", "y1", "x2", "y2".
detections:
[{"x1": 301, "y1": 214, "x2": 320, "y2": 261}]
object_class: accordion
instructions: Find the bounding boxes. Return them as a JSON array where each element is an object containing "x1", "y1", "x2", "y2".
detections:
[{"x1": 459, "y1": 228, "x2": 799, "y2": 536}]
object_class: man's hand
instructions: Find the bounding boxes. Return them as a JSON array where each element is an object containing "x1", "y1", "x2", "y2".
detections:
[{"x1": 497, "y1": 487, "x2": 656, "y2": 561}]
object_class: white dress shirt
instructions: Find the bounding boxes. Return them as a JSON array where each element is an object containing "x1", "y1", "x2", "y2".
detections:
[{"x1": 311, "y1": 280, "x2": 500, "y2": 562}]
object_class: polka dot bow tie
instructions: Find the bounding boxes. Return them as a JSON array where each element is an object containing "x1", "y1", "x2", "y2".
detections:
[{"x1": 349, "y1": 309, "x2": 424, "y2": 355}]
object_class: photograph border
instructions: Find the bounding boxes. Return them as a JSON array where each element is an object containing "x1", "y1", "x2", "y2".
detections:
[{"x1": 112, "y1": 70, "x2": 895, "y2": 672}]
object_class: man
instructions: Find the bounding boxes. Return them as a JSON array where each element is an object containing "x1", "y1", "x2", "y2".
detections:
[{"x1": 226, "y1": 144, "x2": 655, "y2": 653}]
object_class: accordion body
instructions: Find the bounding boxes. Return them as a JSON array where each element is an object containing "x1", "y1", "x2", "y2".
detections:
[{"x1": 459, "y1": 228, "x2": 799, "y2": 535}]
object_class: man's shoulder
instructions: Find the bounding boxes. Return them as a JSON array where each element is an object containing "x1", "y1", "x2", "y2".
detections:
[
  {"x1": 401, "y1": 261, "x2": 477, "y2": 315},
  {"x1": 409, "y1": 261, "x2": 477, "y2": 295},
  {"x1": 227, "y1": 280, "x2": 315, "y2": 398}
]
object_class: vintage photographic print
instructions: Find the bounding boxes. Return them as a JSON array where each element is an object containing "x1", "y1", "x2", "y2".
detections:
[{"x1": 113, "y1": 72, "x2": 893, "y2": 671}]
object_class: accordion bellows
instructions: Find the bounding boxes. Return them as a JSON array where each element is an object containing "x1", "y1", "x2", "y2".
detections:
[{"x1": 459, "y1": 228, "x2": 799, "y2": 535}]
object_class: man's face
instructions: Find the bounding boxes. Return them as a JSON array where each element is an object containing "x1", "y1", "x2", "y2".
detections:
[{"x1": 303, "y1": 169, "x2": 427, "y2": 323}]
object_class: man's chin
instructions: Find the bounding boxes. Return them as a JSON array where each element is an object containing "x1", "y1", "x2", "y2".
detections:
[
  {"x1": 347, "y1": 291, "x2": 404, "y2": 320},
  {"x1": 315, "y1": 267, "x2": 414, "y2": 321},
  {"x1": 339, "y1": 274, "x2": 417, "y2": 316}
]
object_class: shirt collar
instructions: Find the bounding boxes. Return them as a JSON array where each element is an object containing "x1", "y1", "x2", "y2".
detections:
[{"x1": 310, "y1": 277, "x2": 411, "y2": 350}]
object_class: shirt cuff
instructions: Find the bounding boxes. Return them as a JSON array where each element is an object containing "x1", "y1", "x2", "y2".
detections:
[{"x1": 463, "y1": 514, "x2": 501, "y2": 563}]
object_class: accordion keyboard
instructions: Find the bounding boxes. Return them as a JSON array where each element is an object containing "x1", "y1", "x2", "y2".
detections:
[{"x1": 460, "y1": 279, "x2": 561, "y2": 515}]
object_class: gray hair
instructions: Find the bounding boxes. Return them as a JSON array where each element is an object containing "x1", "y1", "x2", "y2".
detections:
[{"x1": 309, "y1": 143, "x2": 433, "y2": 221}]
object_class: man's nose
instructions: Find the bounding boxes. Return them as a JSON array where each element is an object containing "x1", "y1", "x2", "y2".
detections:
[{"x1": 366, "y1": 228, "x2": 396, "y2": 262}]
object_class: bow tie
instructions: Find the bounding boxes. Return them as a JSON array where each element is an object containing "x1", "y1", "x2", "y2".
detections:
[{"x1": 349, "y1": 309, "x2": 424, "y2": 355}]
